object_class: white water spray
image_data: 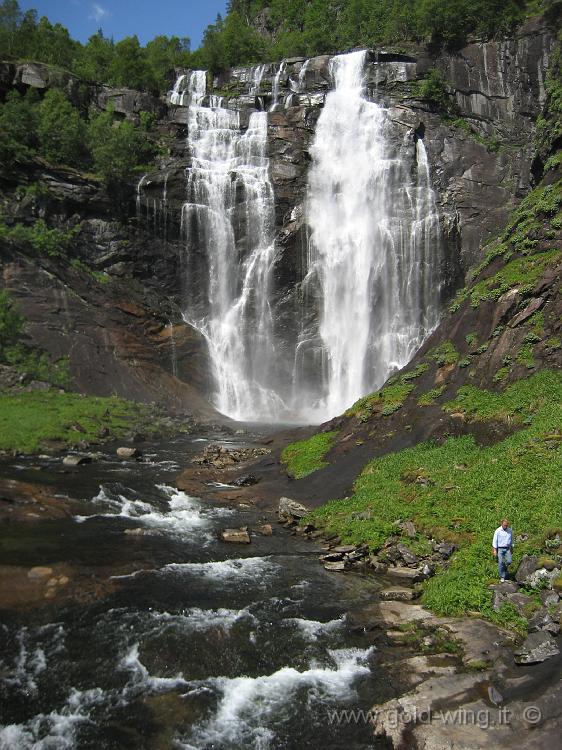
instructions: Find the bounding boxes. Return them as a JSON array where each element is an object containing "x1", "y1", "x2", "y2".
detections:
[{"x1": 299, "y1": 50, "x2": 441, "y2": 419}]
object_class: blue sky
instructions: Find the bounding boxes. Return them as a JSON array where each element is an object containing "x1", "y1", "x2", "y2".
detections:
[{"x1": 19, "y1": 0, "x2": 228, "y2": 49}]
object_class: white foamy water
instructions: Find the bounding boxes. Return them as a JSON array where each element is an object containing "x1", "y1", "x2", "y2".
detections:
[
  {"x1": 179, "y1": 647, "x2": 374, "y2": 749},
  {"x1": 298, "y1": 49, "x2": 442, "y2": 419},
  {"x1": 74, "y1": 485, "x2": 230, "y2": 538},
  {"x1": 0, "y1": 687, "x2": 105, "y2": 750},
  {"x1": 163, "y1": 556, "x2": 278, "y2": 584},
  {"x1": 150, "y1": 606, "x2": 257, "y2": 632}
]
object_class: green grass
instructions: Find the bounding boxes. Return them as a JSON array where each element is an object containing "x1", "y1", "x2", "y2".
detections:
[
  {"x1": 0, "y1": 391, "x2": 152, "y2": 452},
  {"x1": 281, "y1": 430, "x2": 339, "y2": 479},
  {"x1": 417, "y1": 386, "x2": 446, "y2": 406},
  {"x1": 452, "y1": 249, "x2": 560, "y2": 309},
  {"x1": 308, "y1": 371, "x2": 562, "y2": 629},
  {"x1": 443, "y1": 370, "x2": 558, "y2": 423},
  {"x1": 427, "y1": 341, "x2": 459, "y2": 366},
  {"x1": 346, "y1": 382, "x2": 414, "y2": 422}
]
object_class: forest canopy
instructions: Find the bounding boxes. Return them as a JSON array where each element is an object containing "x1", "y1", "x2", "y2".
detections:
[{"x1": 0, "y1": 0, "x2": 559, "y2": 84}]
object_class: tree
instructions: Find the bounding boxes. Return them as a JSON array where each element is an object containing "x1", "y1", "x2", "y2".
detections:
[
  {"x1": 0, "y1": 89, "x2": 38, "y2": 167},
  {"x1": 145, "y1": 35, "x2": 191, "y2": 91},
  {"x1": 73, "y1": 30, "x2": 115, "y2": 82},
  {"x1": 37, "y1": 89, "x2": 86, "y2": 166},
  {"x1": 108, "y1": 35, "x2": 156, "y2": 91},
  {"x1": 0, "y1": 0, "x2": 21, "y2": 57},
  {"x1": 88, "y1": 109, "x2": 156, "y2": 190}
]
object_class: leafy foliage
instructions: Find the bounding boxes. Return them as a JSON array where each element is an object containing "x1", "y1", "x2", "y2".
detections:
[
  {"x1": 37, "y1": 88, "x2": 86, "y2": 165},
  {"x1": 87, "y1": 109, "x2": 157, "y2": 189},
  {"x1": 0, "y1": 89, "x2": 38, "y2": 167}
]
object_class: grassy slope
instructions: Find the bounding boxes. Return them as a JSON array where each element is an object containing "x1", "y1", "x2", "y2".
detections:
[{"x1": 0, "y1": 391, "x2": 155, "y2": 452}]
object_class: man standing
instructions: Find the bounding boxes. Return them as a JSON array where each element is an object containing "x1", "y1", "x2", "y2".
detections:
[{"x1": 492, "y1": 518, "x2": 514, "y2": 582}]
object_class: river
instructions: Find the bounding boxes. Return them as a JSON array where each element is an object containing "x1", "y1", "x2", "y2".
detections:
[{"x1": 0, "y1": 432, "x2": 392, "y2": 749}]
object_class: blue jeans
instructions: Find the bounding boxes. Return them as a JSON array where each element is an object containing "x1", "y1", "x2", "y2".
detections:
[{"x1": 497, "y1": 548, "x2": 512, "y2": 579}]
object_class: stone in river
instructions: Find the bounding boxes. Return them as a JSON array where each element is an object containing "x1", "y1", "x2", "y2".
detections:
[{"x1": 220, "y1": 528, "x2": 251, "y2": 544}]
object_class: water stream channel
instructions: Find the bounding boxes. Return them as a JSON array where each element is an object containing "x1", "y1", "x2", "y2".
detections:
[{"x1": 0, "y1": 432, "x2": 392, "y2": 749}]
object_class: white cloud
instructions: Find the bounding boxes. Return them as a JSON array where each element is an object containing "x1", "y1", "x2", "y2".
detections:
[{"x1": 89, "y1": 3, "x2": 109, "y2": 23}]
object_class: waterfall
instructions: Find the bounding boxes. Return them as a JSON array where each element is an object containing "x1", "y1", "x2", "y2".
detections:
[
  {"x1": 270, "y1": 61, "x2": 287, "y2": 111},
  {"x1": 179, "y1": 73, "x2": 283, "y2": 421},
  {"x1": 299, "y1": 50, "x2": 441, "y2": 419},
  {"x1": 174, "y1": 54, "x2": 441, "y2": 424},
  {"x1": 170, "y1": 70, "x2": 206, "y2": 106}
]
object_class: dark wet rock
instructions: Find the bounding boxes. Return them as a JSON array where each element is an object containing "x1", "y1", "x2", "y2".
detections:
[
  {"x1": 62, "y1": 455, "x2": 93, "y2": 466},
  {"x1": 386, "y1": 566, "x2": 426, "y2": 583},
  {"x1": 116, "y1": 447, "x2": 142, "y2": 459},
  {"x1": 232, "y1": 473, "x2": 259, "y2": 487},
  {"x1": 219, "y1": 528, "x2": 251, "y2": 544},
  {"x1": 397, "y1": 544, "x2": 419, "y2": 566},
  {"x1": 514, "y1": 631, "x2": 560, "y2": 664},
  {"x1": 379, "y1": 587, "x2": 420, "y2": 602},
  {"x1": 369, "y1": 557, "x2": 388, "y2": 574},
  {"x1": 192, "y1": 445, "x2": 270, "y2": 468},
  {"x1": 528, "y1": 608, "x2": 560, "y2": 635},
  {"x1": 321, "y1": 552, "x2": 344, "y2": 562},
  {"x1": 515, "y1": 554, "x2": 538, "y2": 583},
  {"x1": 278, "y1": 497, "x2": 309, "y2": 521},
  {"x1": 434, "y1": 542, "x2": 456, "y2": 559}
]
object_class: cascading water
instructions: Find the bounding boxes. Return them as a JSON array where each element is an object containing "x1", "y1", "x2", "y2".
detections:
[
  {"x1": 173, "y1": 51, "x2": 441, "y2": 423},
  {"x1": 180, "y1": 74, "x2": 284, "y2": 421},
  {"x1": 297, "y1": 50, "x2": 441, "y2": 419}
]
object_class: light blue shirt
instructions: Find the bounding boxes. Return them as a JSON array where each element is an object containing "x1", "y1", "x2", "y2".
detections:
[{"x1": 493, "y1": 526, "x2": 513, "y2": 549}]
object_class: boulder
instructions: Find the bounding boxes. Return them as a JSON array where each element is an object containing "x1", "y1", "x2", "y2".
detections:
[
  {"x1": 397, "y1": 544, "x2": 419, "y2": 566},
  {"x1": 489, "y1": 581, "x2": 519, "y2": 611},
  {"x1": 278, "y1": 497, "x2": 309, "y2": 521},
  {"x1": 527, "y1": 567, "x2": 561, "y2": 589},
  {"x1": 323, "y1": 560, "x2": 346, "y2": 572},
  {"x1": 62, "y1": 455, "x2": 92, "y2": 466},
  {"x1": 401, "y1": 520, "x2": 416, "y2": 538},
  {"x1": 434, "y1": 542, "x2": 456, "y2": 559},
  {"x1": 379, "y1": 587, "x2": 420, "y2": 602},
  {"x1": 515, "y1": 554, "x2": 538, "y2": 583},
  {"x1": 514, "y1": 631, "x2": 560, "y2": 664},
  {"x1": 116, "y1": 447, "x2": 142, "y2": 459},
  {"x1": 254, "y1": 524, "x2": 273, "y2": 536},
  {"x1": 232, "y1": 473, "x2": 259, "y2": 486},
  {"x1": 219, "y1": 528, "x2": 251, "y2": 544},
  {"x1": 27, "y1": 566, "x2": 53, "y2": 580},
  {"x1": 386, "y1": 566, "x2": 426, "y2": 583},
  {"x1": 528, "y1": 608, "x2": 560, "y2": 635}
]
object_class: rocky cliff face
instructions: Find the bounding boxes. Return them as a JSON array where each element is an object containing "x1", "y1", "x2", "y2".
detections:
[{"x1": 0, "y1": 16, "x2": 556, "y2": 416}]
